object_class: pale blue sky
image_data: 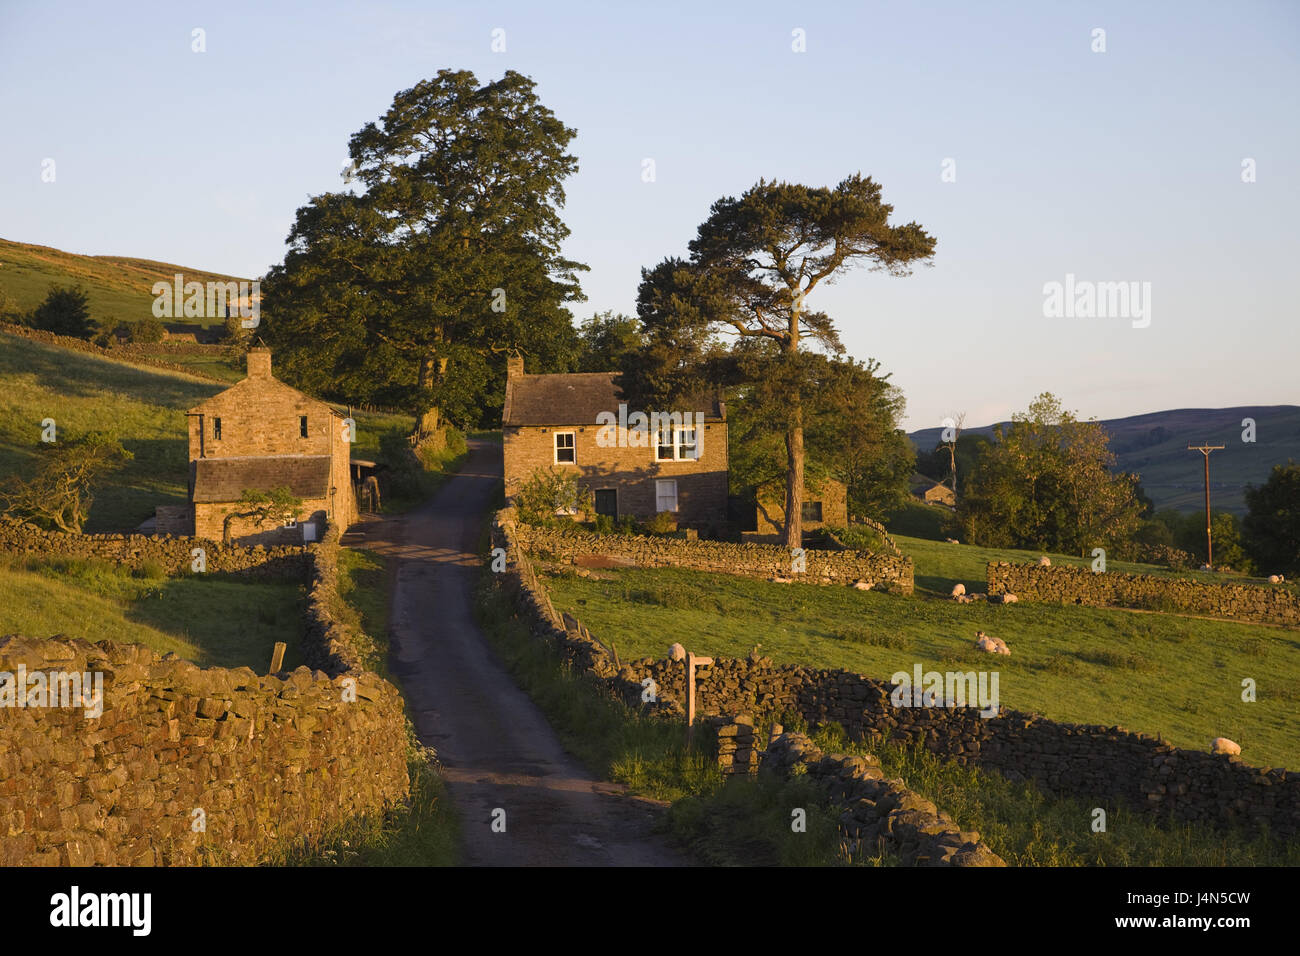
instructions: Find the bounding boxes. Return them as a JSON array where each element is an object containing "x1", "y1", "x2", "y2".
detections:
[{"x1": 2, "y1": 0, "x2": 1296, "y2": 430}]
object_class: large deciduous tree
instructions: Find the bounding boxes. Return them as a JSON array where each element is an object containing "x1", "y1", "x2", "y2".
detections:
[
  {"x1": 262, "y1": 69, "x2": 586, "y2": 431},
  {"x1": 957, "y1": 393, "x2": 1144, "y2": 554},
  {"x1": 633, "y1": 175, "x2": 935, "y2": 546}
]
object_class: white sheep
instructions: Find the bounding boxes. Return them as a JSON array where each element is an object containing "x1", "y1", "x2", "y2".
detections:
[
  {"x1": 1038, "y1": 556, "x2": 1051, "y2": 567},
  {"x1": 975, "y1": 631, "x2": 1010, "y2": 655},
  {"x1": 951, "y1": 583, "x2": 966, "y2": 598},
  {"x1": 1211, "y1": 737, "x2": 1241, "y2": 756}
]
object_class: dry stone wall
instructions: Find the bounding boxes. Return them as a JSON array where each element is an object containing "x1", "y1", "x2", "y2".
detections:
[
  {"x1": 510, "y1": 516, "x2": 913, "y2": 593},
  {"x1": 761, "y1": 731, "x2": 1005, "y2": 866},
  {"x1": 988, "y1": 562, "x2": 1300, "y2": 627},
  {"x1": 0, "y1": 524, "x2": 409, "y2": 866},
  {"x1": 496, "y1": 511, "x2": 1299, "y2": 841},
  {"x1": 0, "y1": 518, "x2": 310, "y2": 580}
]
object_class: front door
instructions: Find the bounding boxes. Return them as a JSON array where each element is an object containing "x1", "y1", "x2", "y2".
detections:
[{"x1": 594, "y1": 489, "x2": 617, "y2": 517}]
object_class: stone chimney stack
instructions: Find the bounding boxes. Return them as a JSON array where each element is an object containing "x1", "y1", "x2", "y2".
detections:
[
  {"x1": 506, "y1": 354, "x2": 524, "y2": 379},
  {"x1": 247, "y1": 347, "x2": 272, "y2": 379}
]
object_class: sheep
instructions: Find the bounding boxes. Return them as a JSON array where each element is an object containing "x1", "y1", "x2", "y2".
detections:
[
  {"x1": 951, "y1": 583, "x2": 966, "y2": 598},
  {"x1": 1211, "y1": 737, "x2": 1241, "y2": 756},
  {"x1": 1038, "y1": 556, "x2": 1051, "y2": 567},
  {"x1": 975, "y1": 630, "x2": 1010, "y2": 655}
]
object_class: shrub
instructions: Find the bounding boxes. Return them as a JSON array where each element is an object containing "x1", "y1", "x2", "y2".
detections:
[
  {"x1": 643, "y1": 510, "x2": 677, "y2": 534},
  {"x1": 29, "y1": 284, "x2": 95, "y2": 338},
  {"x1": 130, "y1": 317, "x2": 166, "y2": 343},
  {"x1": 516, "y1": 467, "x2": 594, "y2": 527}
]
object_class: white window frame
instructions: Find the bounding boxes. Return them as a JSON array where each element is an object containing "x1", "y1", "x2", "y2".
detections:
[
  {"x1": 654, "y1": 426, "x2": 699, "y2": 462},
  {"x1": 655, "y1": 478, "x2": 679, "y2": 513},
  {"x1": 554, "y1": 431, "x2": 576, "y2": 464}
]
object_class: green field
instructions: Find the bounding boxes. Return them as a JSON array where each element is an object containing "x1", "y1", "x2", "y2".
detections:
[
  {"x1": 539, "y1": 554, "x2": 1300, "y2": 769},
  {"x1": 0, "y1": 331, "x2": 413, "y2": 531},
  {"x1": 0, "y1": 237, "x2": 246, "y2": 331},
  {"x1": 0, "y1": 554, "x2": 305, "y2": 669}
]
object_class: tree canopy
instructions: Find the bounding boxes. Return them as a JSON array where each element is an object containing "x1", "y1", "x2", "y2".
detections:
[
  {"x1": 1243, "y1": 461, "x2": 1300, "y2": 575},
  {"x1": 629, "y1": 175, "x2": 936, "y2": 545},
  {"x1": 957, "y1": 393, "x2": 1144, "y2": 554},
  {"x1": 262, "y1": 69, "x2": 586, "y2": 430}
]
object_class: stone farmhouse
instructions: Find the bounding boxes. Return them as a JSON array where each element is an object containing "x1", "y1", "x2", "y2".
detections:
[
  {"x1": 155, "y1": 348, "x2": 358, "y2": 544},
  {"x1": 502, "y1": 356, "x2": 728, "y2": 530}
]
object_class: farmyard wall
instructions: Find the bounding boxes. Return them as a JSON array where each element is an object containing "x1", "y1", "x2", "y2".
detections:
[
  {"x1": 0, "y1": 525, "x2": 410, "y2": 866},
  {"x1": 0, "y1": 517, "x2": 310, "y2": 579},
  {"x1": 496, "y1": 511, "x2": 1299, "y2": 841},
  {"x1": 510, "y1": 518, "x2": 914, "y2": 593},
  {"x1": 987, "y1": 562, "x2": 1300, "y2": 627}
]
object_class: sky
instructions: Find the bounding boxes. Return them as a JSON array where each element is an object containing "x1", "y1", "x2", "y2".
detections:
[{"x1": 2, "y1": 0, "x2": 1297, "y2": 431}]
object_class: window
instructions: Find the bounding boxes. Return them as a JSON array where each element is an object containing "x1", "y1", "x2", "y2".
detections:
[
  {"x1": 801, "y1": 501, "x2": 823, "y2": 523},
  {"x1": 283, "y1": 516, "x2": 297, "y2": 529},
  {"x1": 678, "y1": 427, "x2": 698, "y2": 460},
  {"x1": 213, "y1": 417, "x2": 222, "y2": 440},
  {"x1": 554, "y1": 431, "x2": 575, "y2": 464},
  {"x1": 654, "y1": 426, "x2": 699, "y2": 461},
  {"x1": 655, "y1": 479, "x2": 678, "y2": 513},
  {"x1": 300, "y1": 416, "x2": 308, "y2": 438}
]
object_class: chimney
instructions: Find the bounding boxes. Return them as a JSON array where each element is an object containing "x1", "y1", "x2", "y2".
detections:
[
  {"x1": 247, "y1": 347, "x2": 272, "y2": 379},
  {"x1": 506, "y1": 353, "x2": 524, "y2": 380}
]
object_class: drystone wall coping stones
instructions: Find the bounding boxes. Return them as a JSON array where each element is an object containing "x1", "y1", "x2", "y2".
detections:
[
  {"x1": 507, "y1": 514, "x2": 913, "y2": 594},
  {"x1": 761, "y1": 730, "x2": 1005, "y2": 866},
  {"x1": 0, "y1": 635, "x2": 408, "y2": 866},
  {"x1": 987, "y1": 562, "x2": 1300, "y2": 627}
]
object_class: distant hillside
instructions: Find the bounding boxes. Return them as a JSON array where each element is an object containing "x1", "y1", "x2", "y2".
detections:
[
  {"x1": 0, "y1": 237, "x2": 249, "y2": 331},
  {"x1": 909, "y1": 406, "x2": 1300, "y2": 515}
]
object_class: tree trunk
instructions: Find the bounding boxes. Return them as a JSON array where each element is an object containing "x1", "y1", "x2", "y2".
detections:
[
  {"x1": 416, "y1": 353, "x2": 447, "y2": 436},
  {"x1": 783, "y1": 399, "x2": 804, "y2": 549}
]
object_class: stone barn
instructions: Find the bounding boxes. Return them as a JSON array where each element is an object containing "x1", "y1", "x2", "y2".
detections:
[
  {"x1": 502, "y1": 355, "x2": 729, "y2": 530},
  {"x1": 754, "y1": 475, "x2": 848, "y2": 538},
  {"x1": 169, "y1": 348, "x2": 358, "y2": 544}
]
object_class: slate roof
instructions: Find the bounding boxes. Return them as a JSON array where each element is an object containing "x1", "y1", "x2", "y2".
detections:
[
  {"x1": 192, "y1": 455, "x2": 332, "y2": 503},
  {"x1": 502, "y1": 372, "x2": 725, "y2": 427}
]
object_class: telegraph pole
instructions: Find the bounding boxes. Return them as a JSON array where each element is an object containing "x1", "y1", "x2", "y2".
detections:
[{"x1": 1187, "y1": 444, "x2": 1224, "y2": 568}]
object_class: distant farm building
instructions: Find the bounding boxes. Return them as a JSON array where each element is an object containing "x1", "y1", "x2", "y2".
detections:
[{"x1": 910, "y1": 473, "x2": 956, "y2": 506}]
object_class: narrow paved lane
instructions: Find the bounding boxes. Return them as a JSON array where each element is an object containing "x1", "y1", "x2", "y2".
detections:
[{"x1": 346, "y1": 438, "x2": 682, "y2": 866}]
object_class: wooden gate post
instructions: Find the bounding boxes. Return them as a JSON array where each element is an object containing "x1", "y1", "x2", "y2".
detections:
[{"x1": 685, "y1": 651, "x2": 713, "y2": 748}]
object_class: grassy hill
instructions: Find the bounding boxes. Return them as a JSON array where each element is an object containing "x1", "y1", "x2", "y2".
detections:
[
  {"x1": 910, "y1": 405, "x2": 1300, "y2": 515},
  {"x1": 0, "y1": 330, "x2": 412, "y2": 532},
  {"x1": 0, "y1": 237, "x2": 248, "y2": 331}
]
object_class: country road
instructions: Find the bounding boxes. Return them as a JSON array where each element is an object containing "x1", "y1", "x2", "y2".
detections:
[{"x1": 343, "y1": 438, "x2": 684, "y2": 866}]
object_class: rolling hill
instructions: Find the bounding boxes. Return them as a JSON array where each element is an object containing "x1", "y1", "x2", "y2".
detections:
[
  {"x1": 0, "y1": 237, "x2": 250, "y2": 331},
  {"x1": 910, "y1": 406, "x2": 1300, "y2": 514}
]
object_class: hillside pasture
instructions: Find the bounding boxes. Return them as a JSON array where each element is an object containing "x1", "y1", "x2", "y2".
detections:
[
  {"x1": 0, "y1": 553, "x2": 306, "y2": 669},
  {"x1": 541, "y1": 562, "x2": 1299, "y2": 769}
]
